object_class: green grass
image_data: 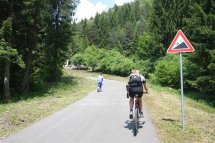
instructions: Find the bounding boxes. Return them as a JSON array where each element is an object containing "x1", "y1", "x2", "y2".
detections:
[
  {"x1": 145, "y1": 83, "x2": 215, "y2": 143},
  {"x1": 0, "y1": 70, "x2": 96, "y2": 138},
  {"x1": 149, "y1": 83, "x2": 215, "y2": 114}
]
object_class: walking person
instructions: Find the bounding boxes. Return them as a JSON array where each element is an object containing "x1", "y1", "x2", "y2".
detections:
[{"x1": 97, "y1": 73, "x2": 104, "y2": 92}]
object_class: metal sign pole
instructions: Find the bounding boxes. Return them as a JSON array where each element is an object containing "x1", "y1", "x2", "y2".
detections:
[
  {"x1": 167, "y1": 30, "x2": 194, "y2": 130},
  {"x1": 180, "y1": 52, "x2": 185, "y2": 130}
]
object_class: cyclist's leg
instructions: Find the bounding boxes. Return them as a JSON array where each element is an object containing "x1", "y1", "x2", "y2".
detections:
[
  {"x1": 138, "y1": 94, "x2": 143, "y2": 115},
  {"x1": 129, "y1": 97, "x2": 134, "y2": 111},
  {"x1": 139, "y1": 98, "x2": 142, "y2": 112},
  {"x1": 129, "y1": 93, "x2": 134, "y2": 119}
]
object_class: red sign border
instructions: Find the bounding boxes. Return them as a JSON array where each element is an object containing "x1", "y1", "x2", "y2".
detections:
[{"x1": 167, "y1": 30, "x2": 195, "y2": 53}]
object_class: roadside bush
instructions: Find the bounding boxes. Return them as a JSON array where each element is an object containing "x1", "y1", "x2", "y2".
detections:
[
  {"x1": 71, "y1": 53, "x2": 85, "y2": 67},
  {"x1": 98, "y1": 49, "x2": 134, "y2": 76},
  {"x1": 82, "y1": 45, "x2": 105, "y2": 71},
  {"x1": 150, "y1": 54, "x2": 180, "y2": 88},
  {"x1": 72, "y1": 48, "x2": 149, "y2": 77}
]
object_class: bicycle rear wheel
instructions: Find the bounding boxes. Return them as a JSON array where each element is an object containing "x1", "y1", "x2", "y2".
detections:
[{"x1": 133, "y1": 106, "x2": 139, "y2": 136}]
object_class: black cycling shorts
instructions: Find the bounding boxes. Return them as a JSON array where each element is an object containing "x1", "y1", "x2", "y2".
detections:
[{"x1": 128, "y1": 92, "x2": 143, "y2": 98}]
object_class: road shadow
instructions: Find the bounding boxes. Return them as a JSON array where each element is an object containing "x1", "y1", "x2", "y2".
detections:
[{"x1": 124, "y1": 120, "x2": 145, "y2": 136}]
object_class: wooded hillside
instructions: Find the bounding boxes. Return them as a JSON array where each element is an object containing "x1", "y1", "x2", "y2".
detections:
[{"x1": 72, "y1": 0, "x2": 215, "y2": 103}]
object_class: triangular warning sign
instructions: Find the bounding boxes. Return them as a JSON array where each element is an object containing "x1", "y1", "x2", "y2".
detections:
[{"x1": 167, "y1": 30, "x2": 195, "y2": 53}]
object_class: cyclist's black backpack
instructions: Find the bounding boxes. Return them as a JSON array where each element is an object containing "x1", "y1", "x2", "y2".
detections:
[{"x1": 127, "y1": 75, "x2": 143, "y2": 94}]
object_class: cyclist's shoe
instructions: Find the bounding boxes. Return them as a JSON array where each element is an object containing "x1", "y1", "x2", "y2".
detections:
[
  {"x1": 140, "y1": 112, "x2": 144, "y2": 117},
  {"x1": 129, "y1": 111, "x2": 133, "y2": 119}
]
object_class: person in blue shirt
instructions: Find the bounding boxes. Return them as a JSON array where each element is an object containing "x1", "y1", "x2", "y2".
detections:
[{"x1": 97, "y1": 73, "x2": 104, "y2": 92}]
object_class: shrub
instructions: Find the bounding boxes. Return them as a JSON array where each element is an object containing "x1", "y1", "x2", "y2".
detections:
[
  {"x1": 98, "y1": 49, "x2": 134, "y2": 76},
  {"x1": 150, "y1": 54, "x2": 180, "y2": 88},
  {"x1": 71, "y1": 53, "x2": 85, "y2": 67}
]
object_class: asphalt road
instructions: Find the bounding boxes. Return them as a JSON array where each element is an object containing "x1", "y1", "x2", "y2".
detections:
[{"x1": 1, "y1": 79, "x2": 160, "y2": 143}]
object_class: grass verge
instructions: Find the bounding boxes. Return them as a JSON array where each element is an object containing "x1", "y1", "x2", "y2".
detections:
[
  {"x1": 144, "y1": 83, "x2": 215, "y2": 143},
  {"x1": 0, "y1": 69, "x2": 96, "y2": 138}
]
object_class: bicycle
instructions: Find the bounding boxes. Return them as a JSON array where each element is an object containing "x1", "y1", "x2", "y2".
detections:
[
  {"x1": 132, "y1": 92, "x2": 148, "y2": 136},
  {"x1": 133, "y1": 94, "x2": 141, "y2": 136}
]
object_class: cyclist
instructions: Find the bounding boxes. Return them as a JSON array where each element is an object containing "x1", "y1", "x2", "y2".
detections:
[
  {"x1": 128, "y1": 69, "x2": 148, "y2": 119},
  {"x1": 97, "y1": 73, "x2": 104, "y2": 92}
]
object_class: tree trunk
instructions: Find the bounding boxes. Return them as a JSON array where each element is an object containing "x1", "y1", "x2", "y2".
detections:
[
  {"x1": 3, "y1": 0, "x2": 14, "y2": 101},
  {"x1": 21, "y1": 0, "x2": 40, "y2": 93},
  {"x1": 50, "y1": 4, "x2": 59, "y2": 82},
  {"x1": 51, "y1": 44, "x2": 58, "y2": 82},
  {"x1": 21, "y1": 48, "x2": 32, "y2": 93},
  {"x1": 4, "y1": 60, "x2": 11, "y2": 102}
]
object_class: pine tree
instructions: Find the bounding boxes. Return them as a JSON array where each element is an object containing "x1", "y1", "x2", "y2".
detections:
[
  {"x1": 41, "y1": 0, "x2": 78, "y2": 82},
  {"x1": 0, "y1": 1, "x2": 24, "y2": 101},
  {"x1": 184, "y1": 0, "x2": 215, "y2": 94}
]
